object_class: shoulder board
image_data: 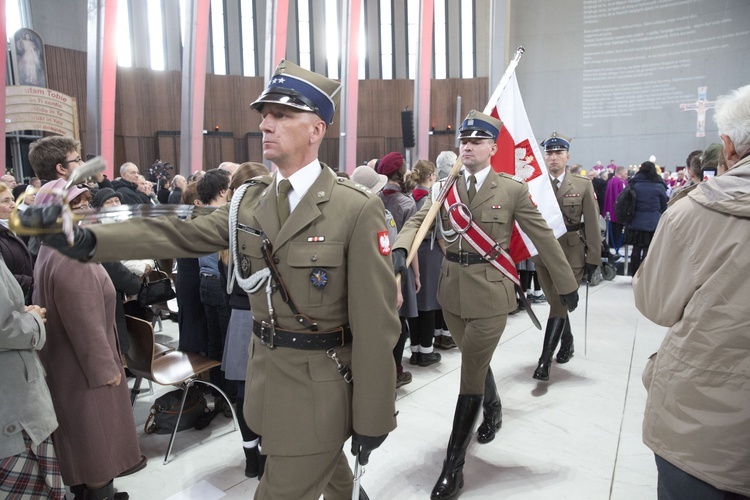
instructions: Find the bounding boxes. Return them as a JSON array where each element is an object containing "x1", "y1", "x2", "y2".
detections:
[
  {"x1": 572, "y1": 174, "x2": 591, "y2": 181},
  {"x1": 336, "y1": 176, "x2": 373, "y2": 197},
  {"x1": 499, "y1": 172, "x2": 524, "y2": 183},
  {"x1": 243, "y1": 175, "x2": 273, "y2": 187}
]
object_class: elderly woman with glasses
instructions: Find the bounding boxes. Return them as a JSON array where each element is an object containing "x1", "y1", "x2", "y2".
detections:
[{"x1": 32, "y1": 181, "x2": 144, "y2": 499}]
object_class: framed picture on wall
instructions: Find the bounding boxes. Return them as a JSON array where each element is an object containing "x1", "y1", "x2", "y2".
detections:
[{"x1": 11, "y1": 28, "x2": 48, "y2": 88}]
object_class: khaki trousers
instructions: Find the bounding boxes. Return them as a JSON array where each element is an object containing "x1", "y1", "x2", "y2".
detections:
[
  {"x1": 254, "y1": 446, "x2": 352, "y2": 500},
  {"x1": 536, "y1": 263, "x2": 583, "y2": 318},
  {"x1": 442, "y1": 310, "x2": 508, "y2": 394}
]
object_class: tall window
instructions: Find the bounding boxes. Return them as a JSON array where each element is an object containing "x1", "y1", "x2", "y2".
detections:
[
  {"x1": 325, "y1": 0, "x2": 339, "y2": 79},
  {"x1": 147, "y1": 0, "x2": 165, "y2": 70},
  {"x1": 210, "y1": 0, "x2": 227, "y2": 75},
  {"x1": 434, "y1": 0, "x2": 447, "y2": 79},
  {"x1": 460, "y1": 1, "x2": 474, "y2": 78},
  {"x1": 379, "y1": 0, "x2": 392, "y2": 79},
  {"x1": 240, "y1": 0, "x2": 257, "y2": 76},
  {"x1": 6, "y1": 0, "x2": 23, "y2": 42},
  {"x1": 406, "y1": 0, "x2": 419, "y2": 79},
  {"x1": 116, "y1": 0, "x2": 133, "y2": 67},
  {"x1": 297, "y1": 0, "x2": 312, "y2": 70}
]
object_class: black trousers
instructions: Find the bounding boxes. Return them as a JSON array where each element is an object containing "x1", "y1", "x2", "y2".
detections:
[{"x1": 655, "y1": 454, "x2": 749, "y2": 500}]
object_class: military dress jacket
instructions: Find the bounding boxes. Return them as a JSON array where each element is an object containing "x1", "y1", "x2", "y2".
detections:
[
  {"x1": 89, "y1": 165, "x2": 400, "y2": 456},
  {"x1": 543, "y1": 173, "x2": 602, "y2": 270},
  {"x1": 393, "y1": 169, "x2": 578, "y2": 319}
]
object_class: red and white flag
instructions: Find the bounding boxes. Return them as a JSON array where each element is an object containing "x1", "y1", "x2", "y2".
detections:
[{"x1": 484, "y1": 72, "x2": 566, "y2": 261}]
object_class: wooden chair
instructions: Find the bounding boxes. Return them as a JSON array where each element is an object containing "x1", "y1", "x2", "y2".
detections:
[
  {"x1": 123, "y1": 321, "x2": 175, "y2": 406},
  {"x1": 124, "y1": 315, "x2": 237, "y2": 464}
]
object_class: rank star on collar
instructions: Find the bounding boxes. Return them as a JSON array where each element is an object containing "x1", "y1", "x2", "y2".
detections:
[{"x1": 272, "y1": 77, "x2": 286, "y2": 84}]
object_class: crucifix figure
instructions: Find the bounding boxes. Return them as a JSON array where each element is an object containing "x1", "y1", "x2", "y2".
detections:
[{"x1": 679, "y1": 86, "x2": 716, "y2": 138}]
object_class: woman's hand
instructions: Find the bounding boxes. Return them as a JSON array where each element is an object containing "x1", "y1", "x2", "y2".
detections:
[
  {"x1": 25, "y1": 305, "x2": 46, "y2": 323},
  {"x1": 107, "y1": 372, "x2": 122, "y2": 386}
]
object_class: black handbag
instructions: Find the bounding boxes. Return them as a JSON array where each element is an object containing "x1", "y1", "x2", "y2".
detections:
[
  {"x1": 137, "y1": 270, "x2": 176, "y2": 307},
  {"x1": 144, "y1": 387, "x2": 209, "y2": 435}
]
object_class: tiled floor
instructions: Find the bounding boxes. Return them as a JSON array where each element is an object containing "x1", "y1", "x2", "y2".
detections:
[{"x1": 114, "y1": 275, "x2": 665, "y2": 499}]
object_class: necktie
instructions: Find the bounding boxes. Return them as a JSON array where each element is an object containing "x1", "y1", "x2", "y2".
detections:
[
  {"x1": 277, "y1": 179, "x2": 293, "y2": 226},
  {"x1": 553, "y1": 178, "x2": 561, "y2": 191},
  {"x1": 468, "y1": 175, "x2": 477, "y2": 203}
]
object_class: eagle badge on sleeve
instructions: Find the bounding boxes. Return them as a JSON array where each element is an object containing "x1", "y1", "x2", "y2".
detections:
[{"x1": 378, "y1": 231, "x2": 391, "y2": 255}]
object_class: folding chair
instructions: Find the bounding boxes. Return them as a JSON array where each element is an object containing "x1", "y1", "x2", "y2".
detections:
[{"x1": 123, "y1": 315, "x2": 238, "y2": 464}]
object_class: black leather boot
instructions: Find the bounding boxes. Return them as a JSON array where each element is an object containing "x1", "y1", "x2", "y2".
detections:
[
  {"x1": 83, "y1": 481, "x2": 128, "y2": 500},
  {"x1": 532, "y1": 318, "x2": 566, "y2": 381},
  {"x1": 430, "y1": 394, "x2": 483, "y2": 500},
  {"x1": 556, "y1": 317, "x2": 575, "y2": 363},
  {"x1": 244, "y1": 446, "x2": 260, "y2": 478},
  {"x1": 477, "y1": 368, "x2": 502, "y2": 444}
]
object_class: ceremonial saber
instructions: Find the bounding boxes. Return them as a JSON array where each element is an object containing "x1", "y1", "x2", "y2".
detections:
[
  {"x1": 10, "y1": 203, "x2": 215, "y2": 235},
  {"x1": 64, "y1": 156, "x2": 106, "y2": 189},
  {"x1": 585, "y1": 278, "x2": 589, "y2": 356},
  {"x1": 351, "y1": 456, "x2": 363, "y2": 500}
]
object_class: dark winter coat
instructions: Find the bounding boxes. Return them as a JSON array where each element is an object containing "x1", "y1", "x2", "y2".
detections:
[{"x1": 628, "y1": 172, "x2": 668, "y2": 232}]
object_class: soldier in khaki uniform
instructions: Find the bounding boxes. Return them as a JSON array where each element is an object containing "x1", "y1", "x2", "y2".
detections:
[
  {"x1": 392, "y1": 111, "x2": 579, "y2": 500},
  {"x1": 27, "y1": 61, "x2": 399, "y2": 500},
  {"x1": 532, "y1": 133, "x2": 601, "y2": 381}
]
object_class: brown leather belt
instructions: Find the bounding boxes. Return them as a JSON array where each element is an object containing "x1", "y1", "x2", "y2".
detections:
[
  {"x1": 445, "y1": 251, "x2": 487, "y2": 266},
  {"x1": 252, "y1": 320, "x2": 352, "y2": 350}
]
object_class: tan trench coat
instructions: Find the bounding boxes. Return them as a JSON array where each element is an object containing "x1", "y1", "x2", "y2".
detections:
[{"x1": 633, "y1": 155, "x2": 750, "y2": 497}]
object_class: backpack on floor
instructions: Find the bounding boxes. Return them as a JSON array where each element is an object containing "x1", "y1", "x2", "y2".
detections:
[
  {"x1": 614, "y1": 186, "x2": 636, "y2": 224},
  {"x1": 144, "y1": 387, "x2": 209, "y2": 435}
]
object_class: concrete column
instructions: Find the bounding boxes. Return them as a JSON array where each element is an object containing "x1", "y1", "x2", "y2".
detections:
[
  {"x1": 488, "y1": 0, "x2": 509, "y2": 92},
  {"x1": 129, "y1": 0, "x2": 150, "y2": 69},
  {"x1": 225, "y1": 0, "x2": 242, "y2": 75},
  {"x1": 163, "y1": 0, "x2": 182, "y2": 71}
]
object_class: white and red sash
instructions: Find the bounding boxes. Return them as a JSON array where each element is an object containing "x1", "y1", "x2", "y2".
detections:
[{"x1": 443, "y1": 181, "x2": 520, "y2": 287}]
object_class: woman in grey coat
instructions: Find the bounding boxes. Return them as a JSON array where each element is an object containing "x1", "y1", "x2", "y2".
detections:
[{"x1": 0, "y1": 255, "x2": 65, "y2": 499}]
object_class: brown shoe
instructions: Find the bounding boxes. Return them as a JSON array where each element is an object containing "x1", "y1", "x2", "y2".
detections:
[
  {"x1": 439, "y1": 336, "x2": 457, "y2": 350},
  {"x1": 396, "y1": 371, "x2": 412, "y2": 388}
]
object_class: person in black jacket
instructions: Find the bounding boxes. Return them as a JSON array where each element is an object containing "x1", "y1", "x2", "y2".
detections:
[
  {"x1": 624, "y1": 161, "x2": 668, "y2": 275},
  {"x1": 112, "y1": 162, "x2": 147, "y2": 205}
]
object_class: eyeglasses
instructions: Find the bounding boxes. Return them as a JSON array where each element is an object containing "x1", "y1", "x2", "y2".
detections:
[
  {"x1": 71, "y1": 203, "x2": 91, "y2": 210},
  {"x1": 65, "y1": 156, "x2": 83, "y2": 164}
]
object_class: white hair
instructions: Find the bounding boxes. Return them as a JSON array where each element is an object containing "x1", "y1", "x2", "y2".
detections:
[
  {"x1": 436, "y1": 151, "x2": 457, "y2": 179},
  {"x1": 714, "y1": 84, "x2": 750, "y2": 157},
  {"x1": 119, "y1": 162, "x2": 137, "y2": 176}
]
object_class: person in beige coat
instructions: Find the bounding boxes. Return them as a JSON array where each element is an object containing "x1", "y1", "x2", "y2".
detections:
[
  {"x1": 393, "y1": 111, "x2": 579, "y2": 500},
  {"x1": 24, "y1": 60, "x2": 399, "y2": 500},
  {"x1": 532, "y1": 133, "x2": 601, "y2": 381},
  {"x1": 633, "y1": 84, "x2": 750, "y2": 500}
]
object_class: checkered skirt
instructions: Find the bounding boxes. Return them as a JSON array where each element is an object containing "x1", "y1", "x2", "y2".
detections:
[{"x1": 0, "y1": 432, "x2": 65, "y2": 499}]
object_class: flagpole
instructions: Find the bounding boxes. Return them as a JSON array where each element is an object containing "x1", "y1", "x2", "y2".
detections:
[{"x1": 483, "y1": 46, "x2": 525, "y2": 115}]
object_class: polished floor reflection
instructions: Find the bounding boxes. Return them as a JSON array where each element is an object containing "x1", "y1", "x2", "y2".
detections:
[{"x1": 113, "y1": 275, "x2": 664, "y2": 499}]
